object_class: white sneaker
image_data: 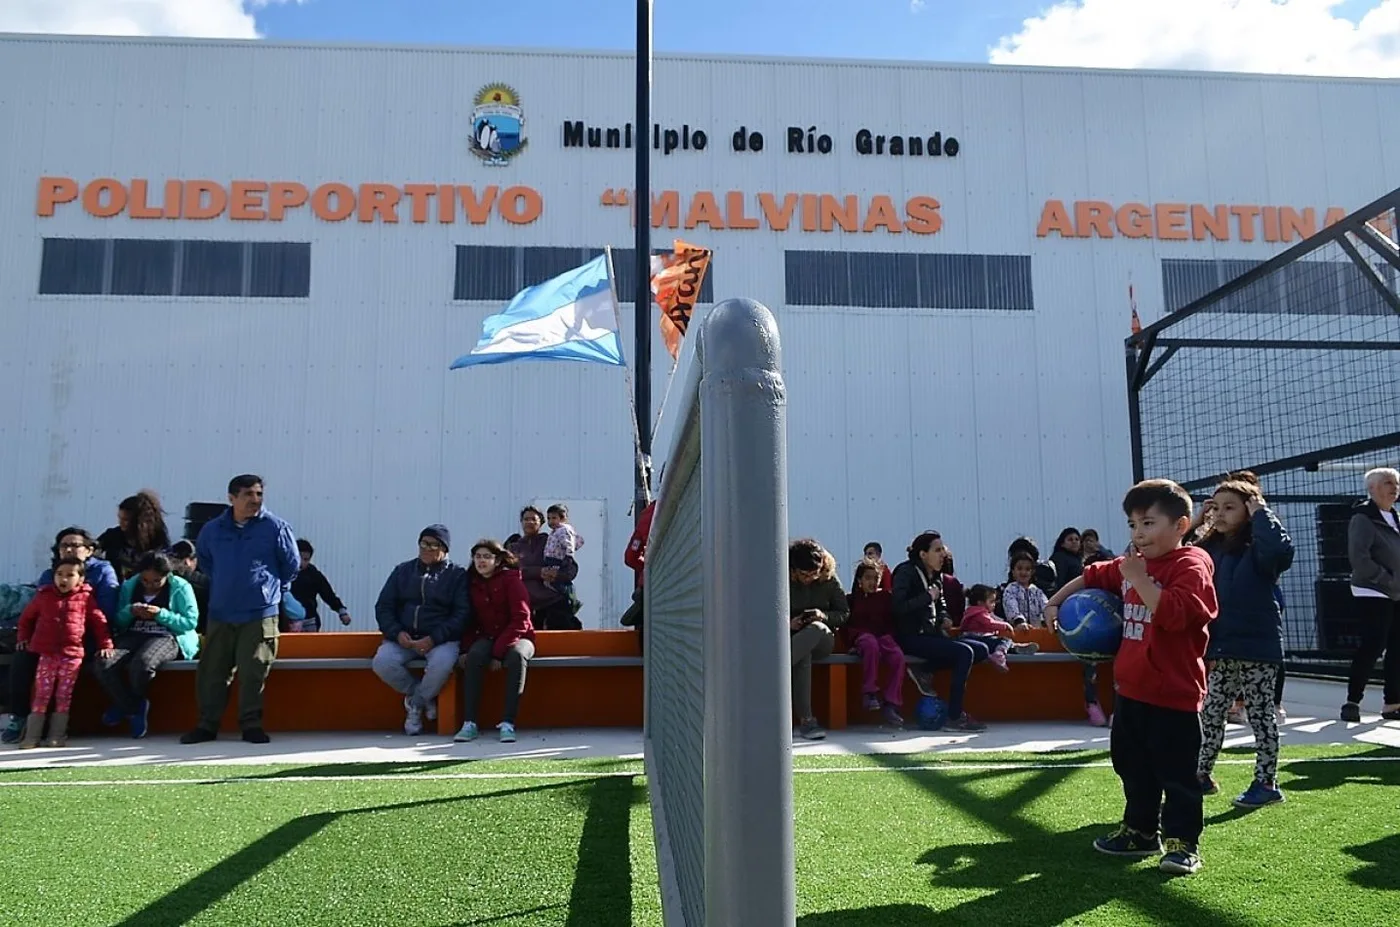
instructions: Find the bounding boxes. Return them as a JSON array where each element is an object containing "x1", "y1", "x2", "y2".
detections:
[
  {"x1": 454, "y1": 721, "x2": 479, "y2": 742},
  {"x1": 403, "y1": 696, "x2": 424, "y2": 736},
  {"x1": 424, "y1": 698, "x2": 438, "y2": 722},
  {"x1": 498, "y1": 721, "x2": 517, "y2": 743}
]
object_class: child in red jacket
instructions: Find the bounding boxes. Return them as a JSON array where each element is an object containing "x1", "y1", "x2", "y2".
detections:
[
  {"x1": 1047, "y1": 480, "x2": 1218, "y2": 877},
  {"x1": 455, "y1": 539, "x2": 537, "y2": 745},
  {"x1": 848, "y1": 561, "x2": 905, "y2": 727},
  {"x1": 16, "y1": 558, "x2": 115, "y2": 748},
  {"x1": 959, "y1": 584, "x2": 1041, "y2": 671}
]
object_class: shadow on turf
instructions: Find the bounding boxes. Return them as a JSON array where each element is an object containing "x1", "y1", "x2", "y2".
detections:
[
  {"x1": 112, "y1": 777, "x2": 643, "y2": 927},
  {"x1": 1344, "y1": 833, "x2": 1400, "y2": 892},
  {"x1": 1280, "y1": 746, "x2": 1400, "y2": 793},
  {"x1": 826, "y1": 753, "x2": 1258, "y2": 927},
  {"x1": 230, "y1": 759, "x2": 641, "y2": 779}
]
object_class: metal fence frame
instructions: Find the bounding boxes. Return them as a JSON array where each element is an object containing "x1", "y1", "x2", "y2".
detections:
[{"x1": 643, "y1": 298, "x2": 797, "y2": 927}]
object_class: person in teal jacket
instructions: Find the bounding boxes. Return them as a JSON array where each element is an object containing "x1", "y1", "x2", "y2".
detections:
[{"x1": 92, "y1": 552, "x2": 200, "y2": 738}]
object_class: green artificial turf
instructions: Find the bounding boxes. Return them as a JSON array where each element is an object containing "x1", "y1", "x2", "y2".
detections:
[{"x1": 1, "y1": 746, "x2": 1397, "y2": 926}]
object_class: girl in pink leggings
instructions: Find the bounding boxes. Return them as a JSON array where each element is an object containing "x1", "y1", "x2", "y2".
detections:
[{"x1": 847, "y1": 561, "x2": 906, "y2": 727}]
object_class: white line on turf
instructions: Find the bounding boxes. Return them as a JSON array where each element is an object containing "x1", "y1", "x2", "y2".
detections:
[{"x1": 0, "y1": 753, "x2": 1394, "y2": 786}]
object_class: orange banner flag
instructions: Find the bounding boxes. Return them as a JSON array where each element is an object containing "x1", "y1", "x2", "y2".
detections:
[{"x1": 650, "y1": 240, "x2": 713, "y2": 360}]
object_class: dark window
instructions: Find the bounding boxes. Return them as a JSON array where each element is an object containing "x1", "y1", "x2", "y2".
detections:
[
  {"x1": 785, "y1": 250, "x2": 1034, "y2": 310},
  {"x1": 111, "y1": 239, "x2": 176, "y2": 296},
  {"x1": 1161, "y1": 258, "x2": 1384, "y2": 316},
  {"x1": 249, "y1": 242, "x2": 311, "y2": 298},
  {"x1": 454, "y1": 245, "x2": 713, "y2": 303},
  {"x1": 39, "y1": 238, "x2": 308, "y2": 298},
  {"x1": 180, "y1": 240, "x2": 244, "y2": 297},
  {"x1": 39, "y1": 238, "x2": 105, "y2": 295}
]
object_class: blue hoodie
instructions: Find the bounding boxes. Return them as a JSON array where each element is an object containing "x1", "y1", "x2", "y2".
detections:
[
  {"x1": 1201, "y1": 508, "x2": 1294, "y2": 664},
  {"x1": 195, "y1": 507, "x2": 299, "y2": 625},
  {"x1": 37, "y1": 556, "x2": 119, "y2": 623}
]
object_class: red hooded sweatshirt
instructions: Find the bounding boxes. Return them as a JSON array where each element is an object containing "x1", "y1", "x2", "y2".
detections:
[
  {"x1": 18, "y1": 583, "x2": 113, "y2": 658},
  {"x1": 1081, "y1": 546, "x2": 1217, "y2": 713},
  {"x1": 625, "y1": 501, "x2": 656, "y2": 588},
  {"x1": 959, "y1": 605, "x2": 1015, "y2": 637},
  {"x1": 466, "y1": 568, "x2": 536, "y2": 661},
  {"x1": 846, "y1": 588, "x2": 896, "y2": 637}
]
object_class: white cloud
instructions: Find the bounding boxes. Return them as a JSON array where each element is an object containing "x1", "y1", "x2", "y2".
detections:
[
  {"x1": 990, "y1": 0, "x2": 1400, "y2": 78},
  {"x1": 911, "y1": 0, "x2": 927, "y2": 12},
  {"x1": 0, "y1": 0, "x2": 302, "y2": 40}
]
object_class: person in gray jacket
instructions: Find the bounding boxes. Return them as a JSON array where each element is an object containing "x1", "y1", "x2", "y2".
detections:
[
  {"x1": 372, "y1": 525, "x2": 470, "y2": 736},
  {"x1": 1343, "y1": 467, "x2": 1400, "y2": 723}
]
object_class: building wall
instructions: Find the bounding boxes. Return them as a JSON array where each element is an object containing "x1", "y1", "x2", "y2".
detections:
[{"x1": 2, "y1": 34, "x2": 1398, "y2": 622}]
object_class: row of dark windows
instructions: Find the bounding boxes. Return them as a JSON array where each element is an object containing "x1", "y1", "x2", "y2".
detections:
[
  {"x1": 453, "y1": 245, "x2": 715, "y2": 304},
  {"x1": 1162, "y1": 258, "x2": 1397, "y2": 317},
  {"x1": 783, "y1": 250, "x2": 1035, "y2": 311},
  {"x1": 40, "y1": 238, "x2": 311, "y2": 298}
]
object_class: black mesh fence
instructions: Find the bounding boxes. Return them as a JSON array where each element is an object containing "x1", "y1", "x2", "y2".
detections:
[{"x1": 1128, "y1": 189, "x2": 1400, "y2": 666}]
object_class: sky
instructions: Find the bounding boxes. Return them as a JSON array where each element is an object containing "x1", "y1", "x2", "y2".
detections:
[{"x1": 1, "y1": 0, "x2": 1399, "y2": 77}]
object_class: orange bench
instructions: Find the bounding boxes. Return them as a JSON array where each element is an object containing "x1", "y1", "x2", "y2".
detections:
[{"x1": 3, "y1": 628, "x2": 1110, "y2": 736}]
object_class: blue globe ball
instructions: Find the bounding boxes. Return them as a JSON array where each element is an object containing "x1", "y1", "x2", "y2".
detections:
[{"x1": 1056, "y1": 588, "x2": 1124, "y2": 663}]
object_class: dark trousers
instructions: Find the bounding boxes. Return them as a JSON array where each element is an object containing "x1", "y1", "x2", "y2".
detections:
[
  {"x1": 460, "y1": 637, "x2": 535, "y2": 725},
  {"x1": 896, "y1": 634, "x2": 990, "y2": 719},
  {"x1": 6, "y1": 649, "x2": 38, "y2": 718},
  {"x1": 1083, "y1": 662, "x2": 1100, "y2": 704},
  {"x1": 195, "y1": 617, "x2": 279, "y2": 732},
  {"x1": 94, "y1": 632, "x2": 182, "y2": 715},
  {"x1": 534, "y1": 599, "x2": 582, "y2": 631},
  {"x1": 1275, "y1": 665, "x2": 1286, "y2": 706},
  {"x1": 1347, "y1": 597, "x2": 1400, "y2": 705},
  {"x1": 1111, "y1": 694, "x2": 1203, "y2": 845}
]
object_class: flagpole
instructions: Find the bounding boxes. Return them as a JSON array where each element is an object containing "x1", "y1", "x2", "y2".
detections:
[{"x1": 633, "y1": 0, "x2": 654, "y2": 520}]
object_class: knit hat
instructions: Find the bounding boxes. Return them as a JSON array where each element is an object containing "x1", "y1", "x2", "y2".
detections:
[{"x1": 419, "y1": 524, "x2": 451, "y2": 552}]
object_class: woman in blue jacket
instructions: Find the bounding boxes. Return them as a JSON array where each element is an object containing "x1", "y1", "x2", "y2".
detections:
[{"x1": 1194, "y1": 479, "x2": 1294, "y2": 810}]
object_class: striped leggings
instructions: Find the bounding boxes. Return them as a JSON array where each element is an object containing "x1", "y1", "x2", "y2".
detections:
[{"x1": 1198, "y1": 659, "x2": 1281, "y2": 784}]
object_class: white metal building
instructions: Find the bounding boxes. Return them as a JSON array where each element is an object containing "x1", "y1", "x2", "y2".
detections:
[{"x1": 2, "y1": 33, "x2": 1398, "y2": 627}]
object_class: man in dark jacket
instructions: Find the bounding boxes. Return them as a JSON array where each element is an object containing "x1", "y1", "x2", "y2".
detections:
[
  {"x1": 181, "y1": 475, "x2": 299, "y2": 746},
  {"x1": 372, "y1": 525, "x2": 470, "y2": 736},
  {"x1": 1344, "y1": 468, "x2": 1400, "y2": 722}
]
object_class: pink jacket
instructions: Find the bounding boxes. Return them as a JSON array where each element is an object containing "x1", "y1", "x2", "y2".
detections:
[{"x1": 959, "y1": 605, "x2": 1016, "y2": 638}]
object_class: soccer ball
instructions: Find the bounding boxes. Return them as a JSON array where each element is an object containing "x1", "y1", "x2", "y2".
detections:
[
  {"x1": 1056, "y1": 588, "x2": 1124, "y2": 663},
  {"x1": 915, "y1": 694, "x2": 948, "y2": 731}
]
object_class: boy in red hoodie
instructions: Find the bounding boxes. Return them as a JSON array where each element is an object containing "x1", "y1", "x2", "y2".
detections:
[
  {"x1": 1046, "y1": 479, "x2": 1218, "y2": 876},
  {"x1": 16, "y1": 557, "x2": 115, "y2": 748},
  {"x1": 848, "y1": 560, "x2": 905, "y2": 727}
]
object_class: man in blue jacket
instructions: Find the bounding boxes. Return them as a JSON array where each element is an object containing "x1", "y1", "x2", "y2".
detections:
[
  {"x1": 180, "y1": 474, "x2": 299, "y2": 745},
  {"x1": 372, "y1": 525, "x2": 470, "y2": 736}
]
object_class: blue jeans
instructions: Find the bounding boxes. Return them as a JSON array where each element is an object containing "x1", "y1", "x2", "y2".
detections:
[{"x1": 896, "y1": 634, "x2": 990, "y2": 719}]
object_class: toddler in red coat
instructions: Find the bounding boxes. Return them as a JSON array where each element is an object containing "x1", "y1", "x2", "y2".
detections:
[
  {"x1": 848, "y1": 560, "x2": 906, "y2": 727},
  {"x1": 16, "y1": 558, "x2": 115, "y2": 748}
]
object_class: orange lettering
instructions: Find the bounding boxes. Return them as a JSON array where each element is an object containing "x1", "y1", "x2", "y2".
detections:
[
  {"x1": 268, "y1": 182, "x2": 309, "y2": 221},
  {"x1": 402, "y1": 184, "x2": 436, "y2": 223},
  {"x1": 128, "y1": 179, "x2": 163, "y2": 219},
  {"x1": 651, "y1": 190, "x2": 681, "y2": 229},
  {"x1": 83, "y1": 178, "x2": 127, "y2": 218},
  {"x1": 36, "y1": 176, "x2": 78, "y2": 216},
  {"x1": 801, "y1": 194, "x2": 819, "y2": 232},
  {"x1": 1036, "y1": 200, "x2": 1075, "y2": 238},
  {"x1": 183, "y1": 180, "x2": 227, "y2": 220},
  {"x1": 499, "y1": 186, "x2": 542, "y2": 225},
  {"x1": 230, "y1": 181, "x2": 268, "y2": 221},
  {"x1": 1324, "y1": 206, "x2": 1348, "y2": 228},
  {"x1": 819, "y1": 194, "x2": 859, "y2": 232},
  {"x1": 1116, "y1": 203, "x2": 1152, "y2": 239},
  {"x1": 311, "y1": 182, "x2": 355, "y2": 221},
  {"x1": 357, "y1": 183, "x2": 400, "y2": 223},
  {"x1": 457, "y1": 186, "x2": 497, "y2": 224},
  {"x1": 1279, "y1": 207, "x2": 1315, "y2": 242},
  {"x1": 1075, "y1": 201, "x2": 1114, "y2": 239},
  {"x1": 724, "y1": 191, "x2": 759, "y2": 229},
  {"x1": 758, "y1": 193, "x2": 798, "y2": 231},
  {"x1": 904, "y1": 196, "x2": 943, "y2": 235},
  {"x1": 1262, "y1": 206, "x2": 1281, "y2": 243},
  {"x1": 684, "y1": 192, "x2": 725, "y2": 229},
  {"x1": 162, "y1": 180, "x2": 183, "y2": 219},
  {"x1": 1191, "y1": 205, "x2": 1229, "y2": 241},
  {"x1": 1230, "y1": 205, "x2": 1261, "y2": 242},
  {"x1": 437, "y1": 185, "x2": 456, "y2": 224},
  {"x1": 1154, "y1": 203, "x2": 1188, "y2": 241},
  {"x1": 863, "y1": 196, "x2": 902, "y2": 233}
]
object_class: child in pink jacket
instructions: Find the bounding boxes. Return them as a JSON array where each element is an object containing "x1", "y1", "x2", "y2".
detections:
[{"x1": 959, "y1": 584, "x2": 1039, "y2": 672}]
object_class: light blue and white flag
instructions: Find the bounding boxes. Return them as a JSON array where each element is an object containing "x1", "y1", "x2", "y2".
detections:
[{"x1": 450, "y1": 254, "x2": 626, "y2": 369}]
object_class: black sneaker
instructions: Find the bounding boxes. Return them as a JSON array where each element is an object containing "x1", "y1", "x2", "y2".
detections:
[
  {"x1": 946, "y1": 713, "x2": 987, "y2": 733},
  {"x1": 1093, "y1": 825, "x2": 1162, "y2": 857},
  {"x1": 1341, "y1": 702, "x2": 1361, "y2": 723},
  {"x1": 242, "y1": 727, "x2": 271, "y2": 744},
  {"x1": 1381, "y1": 707, "x2": 1400, "y2": 722},
  {"x1": 1159, "y1": 838, "x2": 1202, "y2": 875},
  {"x1": 1199, "y1": 774, "x2": 1219, "y2": 796},
  {"x1": 179, "y1": 727, "x2": 217, "y2": 745}
]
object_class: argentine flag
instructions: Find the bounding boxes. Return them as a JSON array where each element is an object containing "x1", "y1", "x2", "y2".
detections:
[{"x1": 451, "y1": 253, "x2": 626, "y2": 369}]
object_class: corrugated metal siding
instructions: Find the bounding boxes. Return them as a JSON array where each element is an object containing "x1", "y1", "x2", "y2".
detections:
[{"x1": 2, "y1": 35, "x2": 1399, "y2": 612}]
